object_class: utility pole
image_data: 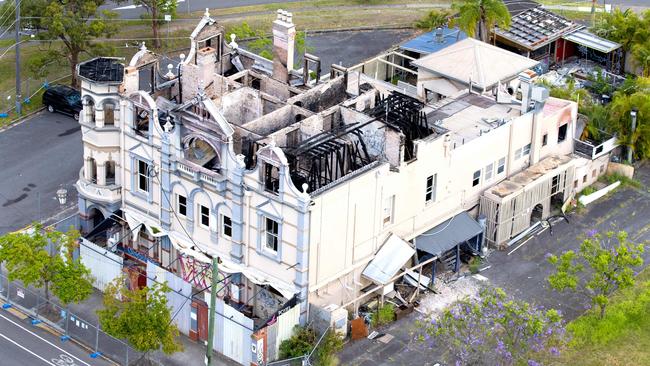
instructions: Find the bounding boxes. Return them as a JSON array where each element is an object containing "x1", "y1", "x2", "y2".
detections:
[
  {"x1": 15, "y1": 0, "x2": 21, "y2": 115},
  {"x1": 205, "y1": 255, "x2": 218, "y2": 366}
]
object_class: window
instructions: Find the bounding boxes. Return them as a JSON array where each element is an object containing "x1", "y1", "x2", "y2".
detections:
[
  {"x1": 592, "y1": 169, "x2": 597, "y2": 178},
  {"x1": 263, "y1": 163, "x2": 280, "y2": 193},
  {"x1": 484, "y1": 163, "x2": 494, "y2": 181},
  {"x1": 551, "y1": 174, "x2": 560, "y2": 194},
  {"x1": 600, "y1": 165, "x2": 605, "y2": 174},
  {"x1": 199, "y1": 205, "x2": 210, "y2": 228},
  {"x1": 515, "y1": 148, "x2": 522, "y2": 160},
  {"x1": 425, "y1": 175, "x2": 437, "y2": 203},
  {"x1": 383, "y1": 195, "x2": 394, "y2": 226},
  {"x1": 177, "y1": 195, "x2": 187, "y2": 216},
  {"x1": 583, "y1": 175, "x2": 587, "y2": 183},
  {"x1": 497, "y1": 157, "x2": 505, "y2": 174},
  {"x1": 222, "y1": 215, "x2": 232, "y2": 238},
  {"x1": 472, "y1": 170, "x2": 481, "y2": 187},
  {"x1": 161, "y1": 237, "x2": 171, "y2": 252},
  {"x1": 263, "y1": 217, "x2": 279, "y2": 252},
  {"x1": 574, "y1": 180, "x2": 578, "y2": 188},
  {"x1": 137, "y1": 159, "x2": 150, "y2": 193},
  {"x1": 558, "y1": 124, "x2": 568, "y2": 143},
  {"x1": 522, "y1": 143, "x2": 531, "y2": 156},
  {"x1": 542, "y1": 133, "x2": 548, "y2": 146}
]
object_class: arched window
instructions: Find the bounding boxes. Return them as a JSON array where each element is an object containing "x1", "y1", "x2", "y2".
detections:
[
  {"x1": 86, "y1": 98, "x2": 96, "y2": 124},
  {"x1": 104, "y1": 102, "x2": 115, "y2": 126},
  {"x1": 87, "y1": 158, "x2": 97, "y2": 183},
  {"x1": 183, "y1": 136, "x2": 220, "y2": 172},
  {"x1": 106, "y1": 160, "x2": 116, "y2": 185}
]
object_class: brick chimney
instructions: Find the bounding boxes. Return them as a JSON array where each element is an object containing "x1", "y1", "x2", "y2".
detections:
[{"x1": 272, "y1": 9, "x2": 296, "y2": 83}]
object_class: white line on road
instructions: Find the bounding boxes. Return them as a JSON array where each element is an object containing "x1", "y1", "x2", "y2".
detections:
[
  {"x1": 0, "y1": 331, "x2": 56, "y2": 365},
  {"x1": 0, "y1": 312, "x2": 91, "y2": 366}
]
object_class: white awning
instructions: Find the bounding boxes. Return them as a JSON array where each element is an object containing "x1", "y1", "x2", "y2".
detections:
[
  {"x1": 362, "y1": 233, "x2": 416, "y2": 285},
  {"x1": 563, "y1": 29, "x2": 621, "y2": 54},
  {"x1": 123, "y1": 208, "x2": 298, "y2": 299}
]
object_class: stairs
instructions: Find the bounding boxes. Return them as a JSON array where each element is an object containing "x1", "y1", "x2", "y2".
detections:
[{"x1": 440, "y1": 247, "x2": 458, "y2": 272}]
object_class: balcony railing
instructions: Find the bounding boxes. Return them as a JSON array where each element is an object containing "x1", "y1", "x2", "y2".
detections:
[
  {"x1": 76, "y1": 169, "x2": 121, "y2": 203},
  {"x1": 574, "y1": 133, "x2": 618, "y2": 160},
  {"x1": 175, "y1": 160, "x2": 223, "y2": 187}
]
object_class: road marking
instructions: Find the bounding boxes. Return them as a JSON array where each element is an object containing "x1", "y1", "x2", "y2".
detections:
[
  {"x1": 0, "y1": 330, "x2": 56, "y2": 365},
  {"x1": 0, "y1": 312, "x2": 91, "y2": 366}
]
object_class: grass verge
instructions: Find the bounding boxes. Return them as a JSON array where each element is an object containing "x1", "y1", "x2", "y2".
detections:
[{"x1": 554, "y1": 268, "x2": 650, "y2": 366}]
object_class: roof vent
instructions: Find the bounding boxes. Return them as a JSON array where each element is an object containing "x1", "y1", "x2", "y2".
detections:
[{"x1": 435, "y1": 27, "x2": 444, "y2": 43}]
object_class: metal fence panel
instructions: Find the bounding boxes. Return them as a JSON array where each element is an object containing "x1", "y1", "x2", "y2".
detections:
[{"x1": 98, "y1": 330, "x2": 129, "y2": 366}]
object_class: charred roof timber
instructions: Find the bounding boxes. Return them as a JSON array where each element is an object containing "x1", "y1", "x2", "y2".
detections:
[
  {"x1": 286, "y1": 122, "x2": 373, "y2": 192},
  {"x1": 78, "y1": 57, "x2": 125, "y2": 84},
  {"x1": 371, "y1": 92, "x2": 437, "y2": 161}
]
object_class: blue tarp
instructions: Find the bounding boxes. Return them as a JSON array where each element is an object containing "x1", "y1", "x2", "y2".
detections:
[{"x1": 400, "y1": 27, "x2": 467, "y2": 55}]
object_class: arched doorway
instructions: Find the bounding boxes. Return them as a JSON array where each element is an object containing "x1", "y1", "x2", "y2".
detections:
[
  {"x1": 88, "y1": 207, "x2": 105, "y2": 229},
  {"x1": 531, "y1": 203, "x2": 543, "y2": 224}
]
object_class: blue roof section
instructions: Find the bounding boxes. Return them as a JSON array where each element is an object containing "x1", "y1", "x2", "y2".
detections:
[{"x1": 400, "y1": 27, "x2": 468, "y2": 55}]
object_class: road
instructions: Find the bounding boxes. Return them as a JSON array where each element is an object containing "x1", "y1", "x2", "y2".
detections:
[
  {"x1": 0, "y1": 111, "x2": 81, "y2": 234},
  {"x1": 0, "y1": 308, "x2": 112, "y2": 366}
]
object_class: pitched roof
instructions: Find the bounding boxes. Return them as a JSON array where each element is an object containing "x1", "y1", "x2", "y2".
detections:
[
  {"x1": 400, "y1": 27, "x2": 467, "y2": 55},
  {"x1": 495, "y1": 6, "x2": 579, "y2": 51},
  {"x1": 412, "y1": 38, "x2": 539, "y2": 91}
]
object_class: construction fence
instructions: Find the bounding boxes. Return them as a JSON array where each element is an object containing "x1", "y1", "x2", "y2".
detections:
[{"x1": 0, "y1": 272, "x2": 142, "y2": 365}]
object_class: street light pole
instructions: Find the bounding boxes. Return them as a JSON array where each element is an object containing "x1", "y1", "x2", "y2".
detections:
[
  {"x1": 205, "y1": 255, "x2": 218, "y2": 366},
  {"x1": 628, "y1": 108, "x2": 638, "y2": 163},
  {"x1": 15, "y1": 0, "x2": 21, "y2": 115}
]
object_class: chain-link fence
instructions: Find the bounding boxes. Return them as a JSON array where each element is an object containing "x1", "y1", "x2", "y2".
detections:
[
  {"x1": 0, "y1": 272, "x2": 140, "y2": 365},
  {"x1": 0, "y1": 74, "x2": 71, "y2": 117}
]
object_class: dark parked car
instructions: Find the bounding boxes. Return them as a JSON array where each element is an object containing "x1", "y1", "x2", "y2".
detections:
[{"x1": 42, "y1": 85, "x2": 82, "y2": 120}]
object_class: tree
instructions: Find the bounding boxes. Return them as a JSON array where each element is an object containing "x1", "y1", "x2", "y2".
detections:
[
  {"x1": 607, "y1": 82, "x2": 650, "y2": 160},
  {"x1": 123, "y1": 0, "x2": 177, "y2": 49},
  {"x1": 632, "y1": 41, "x2": 650, "y2": 77},
  {"x1": 228, "y1": 22, "x2": 313, "y2": 61},
  {"x1": 547, "y1": 230, "x2": 645, "y2": 319},
  {"x1": 452, "y1": 0, "x2": 511, "y2": 43},
  {"x1": 415, "y1": 9, "x2": 451, "y2": 31},
  {"x1": 0, "y1": 225, "x2": 93, "y2": 306},
  {"x1": 32, "y1": 0, "x2": 119, "y2": 87},
  {"x1": 415, "y1": 287, "x2": 567, "y2": 365},
  {"x1": 97, "y1": 277, "x2": 183, "y2": 356},
  {"x1": 592, "y1": 8, "x2": 644, "y2": 53}
]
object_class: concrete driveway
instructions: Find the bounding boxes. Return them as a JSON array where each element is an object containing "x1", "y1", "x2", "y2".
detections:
[
  {"x1": 0, "y1": 111, "x2": 81, "y2": 234},
  {"x1": 338, "y1": 162, "x2": 650, "y2": 365}
]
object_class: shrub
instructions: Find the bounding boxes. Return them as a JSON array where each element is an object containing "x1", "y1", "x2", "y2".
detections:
[
  {"x1": 372, "y1": 303, "x2": 395, "y2": 327},
  {"x1": 278, "y1": 327, "x2": 344, "y2": 366},
  {"x1": 469, "y1": 256, "x2": 482, "y2": 274},
  {"x1": 580, "y1": 185, "x2": 597, "y2": 196},
  {"x1": 279, "y1": 326, "x2": 316, "y2": 360},
  {"x1": 600, "y1": 172, "x2": 642, "y2": 189}
]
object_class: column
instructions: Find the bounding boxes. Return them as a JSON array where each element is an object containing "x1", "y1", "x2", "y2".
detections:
[{"x1": 96, "y1": 163, "x2": 106, "y2": 186}]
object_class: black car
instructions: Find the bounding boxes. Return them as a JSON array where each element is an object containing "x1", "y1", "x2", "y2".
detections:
[{"x1": 42, "y1": 85, "x2": 82, "y2": 120}]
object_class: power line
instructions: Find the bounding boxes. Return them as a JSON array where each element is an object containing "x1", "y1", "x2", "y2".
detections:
[{"x1": 0, "y1": 0, "x2": 20, "y2": 29}]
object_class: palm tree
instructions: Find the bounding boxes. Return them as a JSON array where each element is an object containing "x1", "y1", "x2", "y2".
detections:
[
  {"x1": 632, "y1": 41, "x2": 650, "y2": 77},
  {"x1": 452, "y1": 0, "x2": 511, "y2": 43},
  {"x1": 415, "y1": 10, "x2": 451, "y2": 31}
]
